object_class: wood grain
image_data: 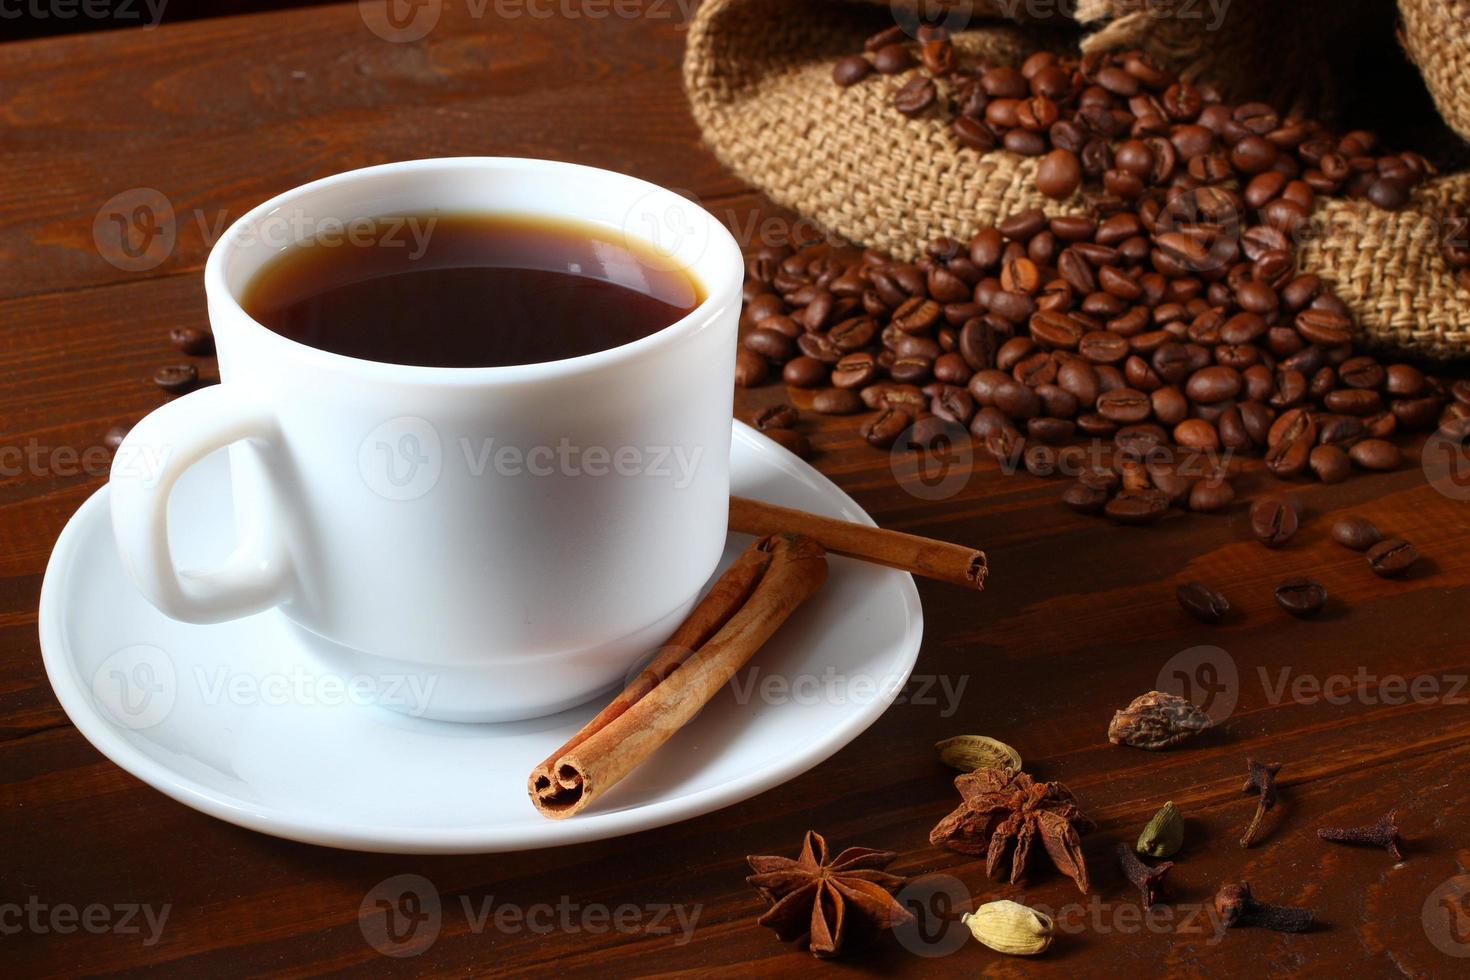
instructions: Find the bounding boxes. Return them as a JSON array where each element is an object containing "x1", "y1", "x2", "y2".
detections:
[{"x1": 3, "y1": 4, "x2": 1470, "y2": 978}]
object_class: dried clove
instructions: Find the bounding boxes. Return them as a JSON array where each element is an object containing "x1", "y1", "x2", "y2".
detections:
[
  {"x1": 1317, "y1": 808, "x2": 1404, "y2": 861},
  {"x1": 1116, "y1": 843, "x2": 1172, "y2": 909},
  {"x1": 1239, "y1": 759, "x2": 1283, "y2": 848},
  {"x1": 1214, "y1": 881, "x2": 1313, "y2": 933}
]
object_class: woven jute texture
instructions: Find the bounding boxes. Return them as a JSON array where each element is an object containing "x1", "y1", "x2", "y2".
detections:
[
  {"x1": 1398, "y1": 0, "x2": 1470, "y2": 144},
  {"x1": 684, "y1": 0, "x2": 1470, "y2": 358}
]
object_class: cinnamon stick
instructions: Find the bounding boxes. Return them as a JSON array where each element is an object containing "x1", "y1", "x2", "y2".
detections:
[
  {"x1": 729, "y1": 496, "x2": 987, "y2": 591},
  {"x1": 528, "y1": 534, "x2": 828, "y2": 819}
]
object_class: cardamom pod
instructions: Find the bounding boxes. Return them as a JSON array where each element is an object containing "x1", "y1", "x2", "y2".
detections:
[
  {"x1": 934, "y1": 735, "x2": 1021, "y2": 773},
  {"x1": 962, "y1": 900, "x2": 1054, "y2": 956},
  {"x1": 1137, "y1": 801, "x2": 1185, "y2": 858}
]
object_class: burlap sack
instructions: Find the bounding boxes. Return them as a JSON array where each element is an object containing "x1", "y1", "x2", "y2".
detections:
[
  {"x1": 1399, "y1": 0, "x2": 1470, "y2": 144},
  {"x1": 685, "y1": 0, "x2": 1470, "y2": 359}
]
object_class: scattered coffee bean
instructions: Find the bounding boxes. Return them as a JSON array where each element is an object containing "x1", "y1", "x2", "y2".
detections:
[
  {"x1": 1274, "y1": 578, "x2": 1327, "y2": 618},
  {"x1": 735, "y1": 348, "x2": 767, "y2": 387},
  {"x1": 832, "y1": 54, "x2": 872, "y2": 87},
  {"x1": 862, "y1": 408, "x2": 912, "y2": 448},
  {"x1": 1177, "y1": 581, "x2": 1231, "y2": 624},
  {"x1": 1366, "y1": 537, "x2": 1419, "y2": 578},
  {"x1": 1331, "y1": 515, "x2": 1382, "y2": 551},
  {"x1": 1062, "y1": 479, "x2": 1110, "y2": 514},
  {"x1": 1105, "y1": 488, "x2": 1170, "y2": 525},
  {"x1": 1348, "y1": 438, "x2": 1401, "y2": 471},
  {"x1": 103, "y1": 423, "x2": 131, "y2": 451},
  {"x1": 782, "y1": 356, "x2": 825, "y2": 388},
  {"x1": 169, "y1": 326, "x2": 215, "y2": 356},
  {"x1": 153, "y1": 364, "x2": 198, "y2": 394},
  {"x1": 1250, "y1": 496, "x2": 1299, "y2": 548},
  {"x1": 811, "y1": 388, "x2": 864, "y2": 415},
  {"x1": 1188, "y1": 476, "x2": 1235, "y2": 513},
  {"x1": 763, "y1": 427, "x2": 811, "y2": 459},
  {"x1": 753, "y1": 404, "x2": 798, "y2": 431},
  {"x1": 1309, "y1": 444, "x2": 1351, "y2": 484}
]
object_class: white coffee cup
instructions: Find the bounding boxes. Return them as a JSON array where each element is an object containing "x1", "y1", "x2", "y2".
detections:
[{"x1": 108, "y1": 158, "x2": 742, "y2": 722}]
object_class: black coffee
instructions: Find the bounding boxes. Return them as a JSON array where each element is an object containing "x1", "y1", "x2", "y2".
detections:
[{"x1": 242, "y1": 213, "x2": 703, "y2": 367}]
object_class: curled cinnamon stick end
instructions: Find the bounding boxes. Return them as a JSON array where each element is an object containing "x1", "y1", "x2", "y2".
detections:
[
  {"x1": 729, "y1": 496, "x2": 986, "y2": 591},
  {"x1": 528, "y1": 534, "x2": 828, "y2": 819}
]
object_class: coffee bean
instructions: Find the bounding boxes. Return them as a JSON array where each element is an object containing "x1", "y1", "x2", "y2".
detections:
[
  {"x1": 1366, "y1": 537, "x2": 1419, "y2": 577},
  {"x1": 932, "y1": 385, "x2": 976, "y2": 425},
  {"x1": 1097, "y1": 387, "x2": 1152, "y2": 424},
  {"x1": 153, "y1": 364, "x2": 198, "y2": 393},
  {"x1": 1105, "y1": 488, "x2": 1170, "y2": 525},
  {"x1": 782, "y1": 355, "x2": 826, "y2": 388},
  {"x1": 1026, "y1": 416, "x2": 1075, "y2": 444},
  {"x1": 1264, "y1": 407, "x2": 1316, "y2": 477},
  {"x1": 744, "y1": 328, "x2": 793, "y2": 362},
  {"x1": 103, "y1": 423, "x2": 131, "y2": 451},
  {"x1": 1036, "y1": 149, "x2": 1082, "y2": 199},
  {"x1": 872, "y1": 43, "x2": 912, "y2": 74},
  {"x1": 1062, "y1": 480, "x2": 1110, "y2": 514},
  {"x1": 1331, "y1": 515, "x2": 1382, "y2": 551},
  {"x1": 1349, "y1": 438, "x2": 1400, "y2": 471},
  {"x1": 833, "y1": 54, "x2": 872, "y2": 87},
  {"x1": 1177, "y1": 581, "x2": 1231, "y2": 623},
  {"x1": 1309, "y1": 444, "x2": 1351, "y2": 483},
  {"x1": 1274, "y1": 578, "x2": 1327, "y2": 618},
  {"x1": 1173, "y1": 418, "x2": 1220, "y2": 451},
  {"x1": 1188, "y1": 476, "x2": 1235, "y2": 512},
  {"x1": 862, "y1": 408, "x2": 912, "y2": 449},
  {"x1": 1250, "y1": 496, "x2": 1299, "y2": 547},
  {"x1": 735, "y1": 348, "x2": 768, "y2": 387},
  {"x1": 170, "y1": 326, "x2": 215, "y2": 356},
  {"x1": 831, "y1": 353, "x2": 878, "y2": 389},
  {"x1": 764, "y1": 428, "x2": 811, "y2": 458},
  {"x1": 753, "y1": 404, "x2": 799, "y2": 431},
  {"x1": 811, "y1": 388, "x2": 864, "y2": 415},
  {"x1": 895, "y1": 76, "x2": 938, "y2": 117}
]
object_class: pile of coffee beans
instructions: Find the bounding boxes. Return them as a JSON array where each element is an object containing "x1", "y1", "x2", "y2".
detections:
[
  {"x1": 836, "y1": 28, "x2": 1435, "y2": 209},
  {"x1": 737, "y1": 43, "x2": 1468, "y2": 523}
]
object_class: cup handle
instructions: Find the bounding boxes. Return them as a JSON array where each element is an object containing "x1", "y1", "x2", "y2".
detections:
[{"x1": 109, "y1": 383, "x2": 295, "y2": 624}]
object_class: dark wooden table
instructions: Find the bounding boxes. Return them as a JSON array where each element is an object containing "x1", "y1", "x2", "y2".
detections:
[{"x1": 4, "y1": 4, "x2": 1469, "y2": 977}]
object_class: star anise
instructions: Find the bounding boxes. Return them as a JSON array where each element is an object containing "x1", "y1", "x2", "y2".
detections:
[
  {"x1": 929, "y1": 768, "x2": 1094, "y2": 892},
  {"x1": 745, "y1": 830, "x2": 914, "y2": 957}
]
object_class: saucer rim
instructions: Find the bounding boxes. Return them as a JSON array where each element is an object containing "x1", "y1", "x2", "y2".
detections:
[{"x1": 38, "y1": 421, "x2": 923, "y2": 854}]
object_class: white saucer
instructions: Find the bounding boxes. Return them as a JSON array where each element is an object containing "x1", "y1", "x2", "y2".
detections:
[{"x1": 39, "y1": 422, "x2": 922, "y2": 853}]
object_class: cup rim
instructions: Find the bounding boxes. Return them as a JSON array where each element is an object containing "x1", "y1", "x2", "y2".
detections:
[{"x1": 202, "y1": 157, "x2": 742, "y2": 385}]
